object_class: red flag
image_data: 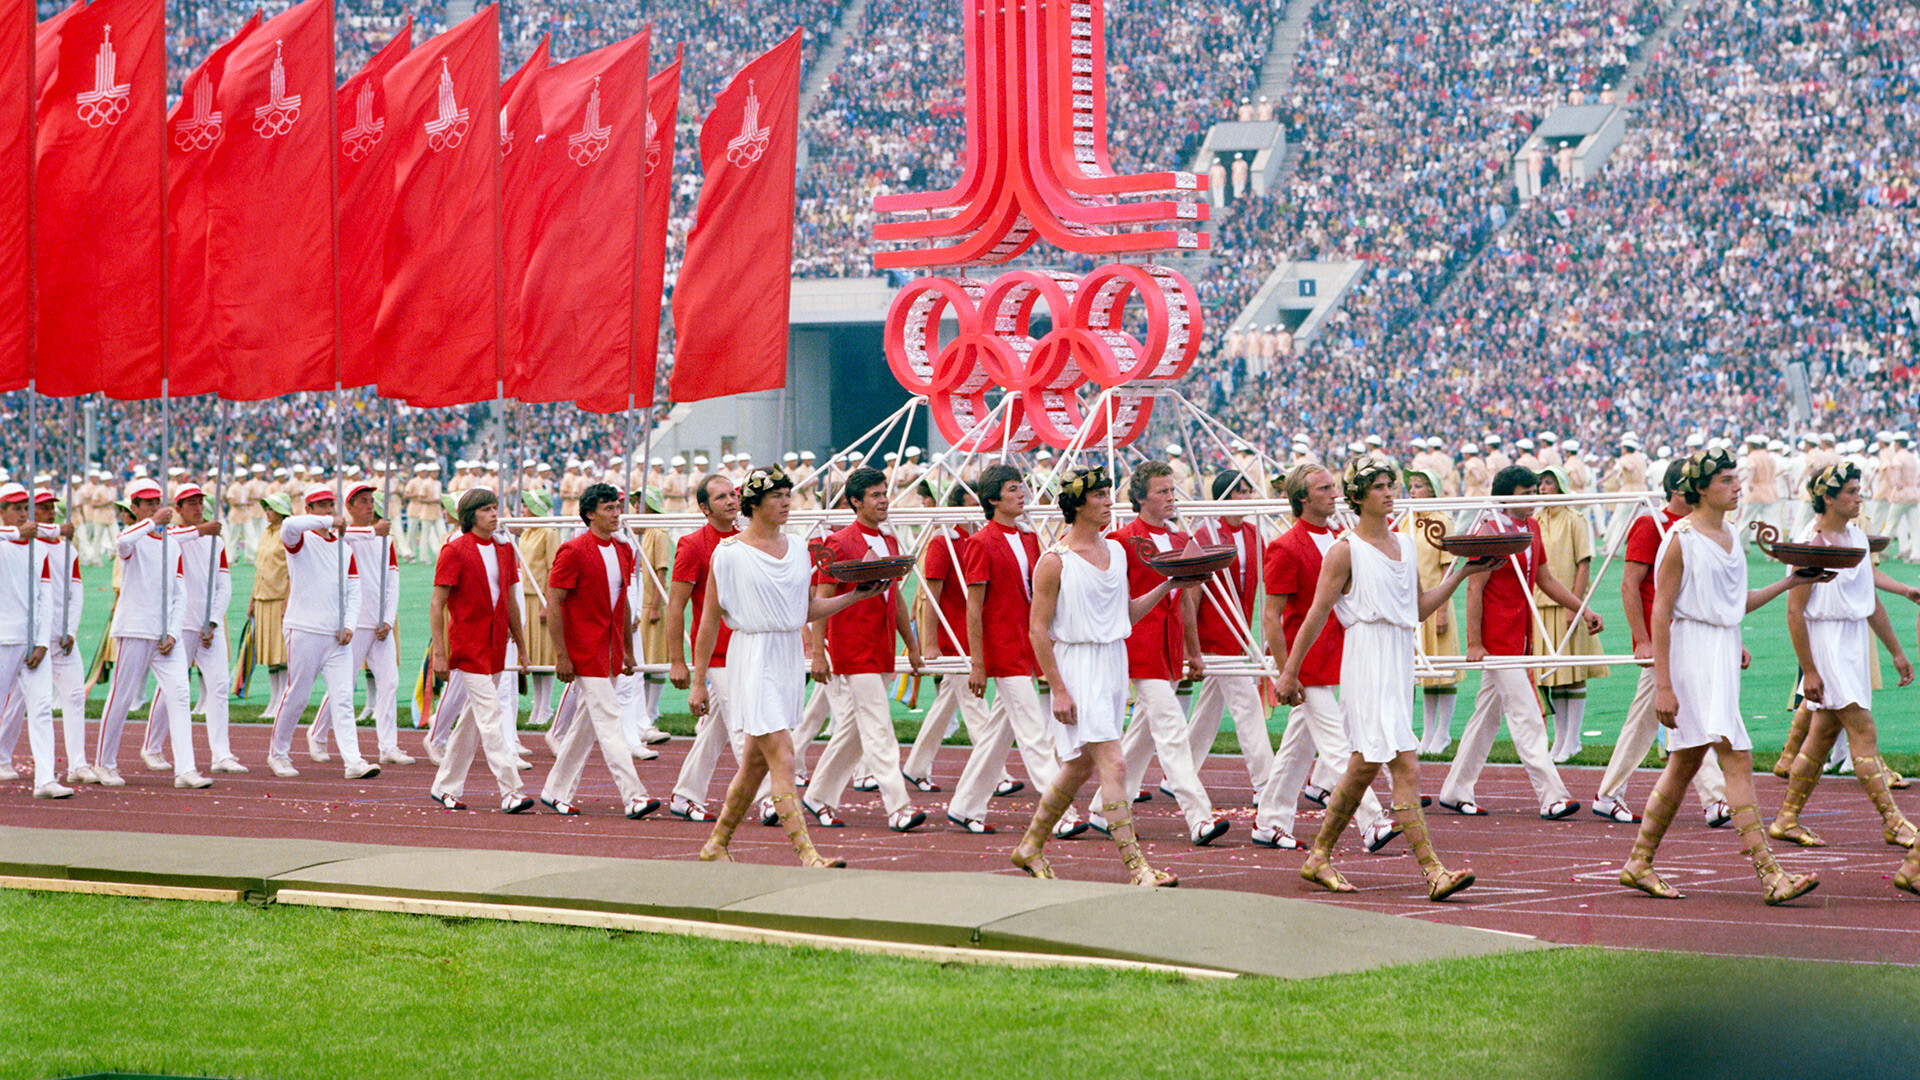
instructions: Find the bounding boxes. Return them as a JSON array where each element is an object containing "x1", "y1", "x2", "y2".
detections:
[
  {"x1": 668, "y1": 29, "x2": 800, "y2": 403},
  {"x1": 0, "y1": 0, "x2": 33, "y2": 391},
  {"x1": 205, "y1": 0, "x2": 338, "y2": 401},
  {"x1": 35, "y1": 0, "x2": 167, "y2": 400},
  {"x1": 375, "y1": 5, "x2": 501, "y2": 408},
  {"x1": 164, "y1": 13, "x2": 261, "y2": 396},
  {"x1": 34, "y1": 2, "x2": 79, "y2": 99},
  {"x1": 336, "y1": 19, "x2": 410, "y2": 390},
  {"x1": 511, "y1": 28, "x2": 651, "y2": 405},
  {"x1": 498, "y1": 35, "x2": 550, "y2": 372},
  {"x1": 578, "y1": 49, "x2": 679, "y2": 414}
]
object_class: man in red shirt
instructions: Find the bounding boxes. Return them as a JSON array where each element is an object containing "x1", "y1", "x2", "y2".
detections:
[
  {"x1": 536, "y1": 482, "x2": 659, "y2": 820},
  {"x1": 1438, "y1": 466, "x2": 1596, "y2": 819},
  {"x1": 901, "y1": 483, "x2": 979, "y2": 795},
  {"x1": 665, "y1": 473, "x2": 741, "y2": 821},
  {"x1": 427, "y1": 488, "x2": 533, "y2": 813},
  {"x1": 1184, "y1": 470, "x2": 1275, "y2": 793},
  {"x1": 946, "y1": 465, "x2": 1079, "y2": 835},
  {"x1": 1251, "y1": 464, "x2": 1393, "y2": 850},
  {"x1": 1593, "y1": 461, "x2": 1729, "y2": 824},
  {"x1": 803, "y1": 467, "x2": 928, "y2": 832},
  {"x1": 1095, "y1": 461, "x2": 1230, "y2": 846}
]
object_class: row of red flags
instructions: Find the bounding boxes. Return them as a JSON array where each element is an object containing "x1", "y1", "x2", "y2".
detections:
[{"x1": 0, "y1": 0, "x2": 798, "y2": 410}]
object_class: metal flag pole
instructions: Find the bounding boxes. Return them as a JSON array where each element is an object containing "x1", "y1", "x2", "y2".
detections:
[
  {"x1": 204, "y1": 397, "x2": 226, "y2": 633},
  {"x1": 335, "y1": 386, "x2": 346, "y2": 636},
  {"x1": 26, "y1": 383, "x2": 37, "y2": 648},
  {"x1": 160, "y1": 381, "x2": 171, "y2": 640},
  {"x1": 60, "y1": 397, "x2": 74, "y2": 648},
  {"x1": 380, "y1": 399, "x2": 394, "y2": 626}
]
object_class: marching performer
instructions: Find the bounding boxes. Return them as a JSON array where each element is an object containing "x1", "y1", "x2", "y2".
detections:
[
  {"x1": 266, "y1": 484, "x2": 380, "y2": 781},
  {"x1": 95, "y1": 479, "x2": 210, "y2": 789},
  {"x1": 901, "y1": 482, "x2": 978, "y2": 797},
  {"x1": 1767, "y1": 462, "x2": 1915, "y2": 850},
  {"x1": 0, "y1": 485, "x2": 65, "y2": 798},
  {"x1": 1250, "y1": 464, "x2": 1395, "y2": 851},
  {"x1": 252, "y1": 493, "x2": 293, "y2": 712},
  {"x1": 0, "y1": 491, "x2": 91, "y2": 785},
  {"x1": 1184, "y1": 470, "x2": 1277, "y2": 795},
  {"x1": 691, "y1": 467, "x2": 878, "y2": 866},
  {"x1": 536, "y1": 482, "x2": 660, "y2": 819},
  {"x1": 427, "y1": 488, "x2": 534, "y2": 812},
  {"x1": 1402, "y1": 469, "x2": 1462, "y2": 754},
  {"x1": 802, "y1": 466, "x2": 928, "y2": 832},
  {"x1": 946, "y1": 465, "x2": 1077, "y2": 836},
  {"x1": 1592, "y1": 462, "x2": 1730, "y2": 825},
  {"x1": 665, "y1": 473, "x2": 742, "y2": 822},
  {"x1": 309, "y1": 481, "x2": 411, "y2": 765},
  {"x1": 1618, "y1": 448, "x2": 1820, "y2": 905},
  {"x1": 1007, "y1": 466, "x2": 1194, "y2": 885},
  {"x1": 1437, "y1": 466, "x2": 1592, "y2": 820},
  {"x1": 1275, "y1": 456, "x2": 1488, "y2": 900},
  {"x1": 1533, "y1": 466, "x2": 1608, "y2": 763},
  {"x1": 1096, "y1": 461, "x2": 1229, "y2": 845},
  {"x1": 139, "y1": 484, "x2": 245, "y2": 775}
]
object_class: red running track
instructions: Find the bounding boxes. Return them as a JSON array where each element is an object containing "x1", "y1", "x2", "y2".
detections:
[{"x1": 2, "y1": 723, "x2": 1915, "y2": 965}]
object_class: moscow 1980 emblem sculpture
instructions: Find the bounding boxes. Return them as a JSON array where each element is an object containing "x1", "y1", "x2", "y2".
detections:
[{"x1": 876, "y1": 0, "x2": 1209, "y2": 453}]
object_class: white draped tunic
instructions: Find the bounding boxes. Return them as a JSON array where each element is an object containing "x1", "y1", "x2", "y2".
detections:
[
  {"x1": 711, "y1": 535, "x2": 812, "y2": 737},
  {"x1": 1334, "y1": 533, "x2": 1421, "y2": 763},
  {"x1": 1049, "y1": 539, "x2": 1131, "y2": 759},
  {"x1": 1658, "y1": 523, "x2": 1750, "y2": 751}
]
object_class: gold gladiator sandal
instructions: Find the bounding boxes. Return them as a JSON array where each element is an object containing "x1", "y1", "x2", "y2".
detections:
[
  {"x1": 698, "y1": 781, "x2": 756, "y2": 862},
  {"x1": 1896, "y1": 846, "x2": 1920, "y2": 896},
  {"x1": 1394, "y1": 801, "x2": 1474, "y2": 902},
  {"x1": 1733, "y1": 803, "x2": 1818, "y2": 905},
  {"x1": 1773, "y1": 709, "x2": 1810, "y2": 778},
  {"x1": 1103, "y1": 800, "x2": 1176, "y2": 887},
  {"x1": 1009, "y1": 785, "x2": 1073, "y2": 879},
  {"x1": 773, "y1": 792, "x2": 846, "y2": 869},
  {"x1": 1619, "y1": 787, "x2": 1683, "y2": 899},
  {"x1": 1299, "y1": 786, "x2": 1360, "y2": 894},
  {"x1": 1853, "y1": 756, "x2": 1917, "y2": 847},
  {"x1": 1766, "y1": 757, "x2": 1828, "y2": 848}
]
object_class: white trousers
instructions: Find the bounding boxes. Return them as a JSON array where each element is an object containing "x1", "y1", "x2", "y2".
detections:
[
  {"x1": 430, "y1": 668, "x2": 525, "y2": 800},
  {"x1": 311, "y1": 626, "x2": 400, "y2": 754},
  {"x1": 540, "y1": 676, "x2": 648, "y2": 806},
  {"x1": 1440, "y1": 666, "x2": 1571, "y2": 811},
  {"x1": 1255, "y1": 686, "x2": 1385, "y2": 835},
  {"x1": 792, "y1": 684, "x2": 832, "y2": 772},
  {"x1": 1186, "y1": 670, "x2": 1275, "y2": 792},
  {"x1": 949, "y1": 676, "x2": 1057, "y2": 822},
  {"x1": 143, "y1": 625, "x2": 233, "y2": 764},
  {"x1": 98, "y1": 636, "x2": 197, "y2": 777},
  {"x1": 0, "y1": 643, "x2": 86, "y2": 771},
  {"x1": 1596, "y1": 665, "x2": 1727, "y2": 807},
  {"x1": 902, "y1": 674, "x2": 973, "y2": 781},
  {"x1": 670, "y1": 666, "x2": 737, "y2": 805},
  {"x1": 270, "y1": 628, "x2": 367, "y2": 769},
  {"x1": 809, "y1": 672, "x2": 912, "y2": 815},
  {"x1": 0, "y1": 646, "x2": 56, "y2": 787},
  {"x1": 1096, "y1": 679, "x2": 1215, "y2": 833},
  {"x1": 428, "y1": 667, "x2": 515, "y2": 755}
]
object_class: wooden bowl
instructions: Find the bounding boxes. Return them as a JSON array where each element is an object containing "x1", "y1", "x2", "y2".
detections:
[
  {"x1": 1749, "y1": 522, "x2": 1866, "y2": 569},
  {"x1": 1869, "y1": 535, "x2": 1892, "y2": 554},
  {"x1": 1141, "y1": 547, "x2": 1237, "y2": 579},
  {"x1": 819, "y1": 554, "x2": 918, "y2": 583},
  {"x1": 1415, "y1": 516, "x2": 1530, "y2": 559}
]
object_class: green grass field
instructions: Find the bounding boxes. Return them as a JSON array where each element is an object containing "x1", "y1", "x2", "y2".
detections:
[
  {"x1": 66, "y1": 546, "x2": 1920, "y2": 768},
  {"x1": 2, "y1": 889, "x2": 1915, "y2": 1080}
]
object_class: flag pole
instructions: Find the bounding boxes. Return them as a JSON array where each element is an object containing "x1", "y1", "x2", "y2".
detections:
[
  {"x1": 380, "y1": 398, "x2": 393, "y2": 624},
  {"x1": 60, "y1": 398, "x2": 73, "y2": 649},
  {"x1": 204, "y1": 396, "x2": 225, "y2": 633},
  {"x1": 329, "y1": 13, "x2": 346, "y2": 637},
  {"x1": 27, "y1": 383, "x2": 37, "y2": 649}
]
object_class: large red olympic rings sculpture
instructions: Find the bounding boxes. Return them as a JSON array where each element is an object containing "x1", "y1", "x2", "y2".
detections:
[{"x1": 884, "y1": 263, "x2": 1200, "y2": 452}]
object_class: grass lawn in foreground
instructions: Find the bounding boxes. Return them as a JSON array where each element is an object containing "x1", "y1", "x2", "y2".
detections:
[{"x1": 3, "y1": 889, "x2": 1917, "y2": 1080}]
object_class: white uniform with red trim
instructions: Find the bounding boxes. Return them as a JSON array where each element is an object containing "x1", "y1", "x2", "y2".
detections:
[
  {"x1": 97, "y1": 518, "x2": 200, "y2": 779},
  {"x1": 142, "y1": 526, "x2": 237, "y2": 766},
  {"x1": 0, "y1": 525, "x2": 58, "y2": 789},
  {"x1": 312, "y1": 525, "x2": 404, "y2": 758},
  {"x1": 267, "y1": 516, "x2": 371, "y2": 773},
  {"x1": 0, "y1": 528, "x2": 85, "y2": 777}
]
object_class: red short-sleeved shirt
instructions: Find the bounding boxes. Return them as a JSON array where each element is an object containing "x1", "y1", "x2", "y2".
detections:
[
  {"x1": 673, "y1": 523, "x2": 737, "y2": 666},
  {"x1": 435, "y1": 531, "x2": 518, "y2": 674},
  {"x1": 923, "y1": 525, "x2": 973, "y2": 655},
  {"x1": 961, "y1": 519, "x2": 1041, "y2": 677},
  {"x1": 1477, "y1": 514, "x2": 1546, "y2": 656},
  {"x1": 1192, "y1": 518, "x2": 1260, "y2": 656},
  {"x1": 1111, "y1": 518, "x2": 1186, "y2": 681},
  {"x1": 818, "y1": 522, "x2": 902, "y2": 675},
  {"x1": 1265, "y1": 521, "x2": 1344, "y2": 686},
  {"x1": 1625, "y1": 507, "x2": 1684, "y2": 637},
  {"x1": 548, "y1": 532, "x2": 635, "y2": 678}
]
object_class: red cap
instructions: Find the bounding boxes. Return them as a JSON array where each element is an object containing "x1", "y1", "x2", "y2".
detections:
[
  {"x1": 173, "y1": 483, "x2": 206, "y2": 504},
  {"x1": 125, "y1": 479, "x2": 163, "y2": 501},
  {"x1": 32, "y1": 488, "x2": 55, "y2": 504},
  {"x1": 0, "y1": 483, "x2": 27, "y2": 504},
  {"x1": 346, "y1": 481, "x2": 378, "y2": 502},
  {"x1": 303, "y1": 483, "x2": 338, "y2": 505}
]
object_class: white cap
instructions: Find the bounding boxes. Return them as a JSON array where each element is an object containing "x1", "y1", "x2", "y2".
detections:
[
  {"x1": 721, "y1": 453, "x2": 736, "y2": 464},
  {"x1": 650, "y1": 457, "x2": 664, "y2": 466},
  {"x1": 1516, "y1": 438, "x2": 1535, "y2": 450},
  {"x1": 884, "y1": 451, "x2": 899, "y2": 462},
  {"x1": 1346, "y1": 441, "x2": 1366, "y2": 455},
  {"x1": 800, "y1": 451, "x2": 816, "y2": 461},
  {"x1": 1462, "y1": 443, "x2": 1479, "y2": 454},
  {"x1": 671, "y1": 455, "x2": 687, "y2": 467},
  {"x1": 1036, "y1": 449, "x2": 1054, "y2": 460},
  {"x1": 1538, "y1": 431, "x2": 1556, "y2": 443},
  {"x1": 273, "y1": 467, "x2": 291, "y2": 479},
  {"x1": 1746, "y1": 434, "x2": 1766, "y2": 446},
  {"x1": 1364, "y1": 435, "x2": 1384, "y2": 448},
  {"x1": 168, "y1": 466, "x2": 185, "y2": 477},
  {"x1": 1485, "y1": 434, "x2": 1502, "y2": 445},
  {"x1": 1164, "y1": 443, "x2": 1184, "y2": 457},
  {"x1": 1684, "y1": 433, "x2": 1705, "y2": 448},
  {"x1": 536, "y1": 463, "x2": 552, "y2": 473},
  {"x1": 1562, "y1": 439, "x2": 1579, "y2": 451},
  {"x1": 905, "y1": 446, "x2": 921, "y2": 457},
  {"x1": 783, "y1": 452, "x2": 799, "y2": 462}
]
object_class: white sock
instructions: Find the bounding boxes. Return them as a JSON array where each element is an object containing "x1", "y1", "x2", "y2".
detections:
[
  {"x1": 643, "y1": 678, "x2": 664, "y2": 725},
  {"x1": 1564, "y1": 693, "x2": 1586, "y2": 747},
  {"x1": 529, "y1": 676, "x2": 553, "y2": 726},
  {"x1": 1424, "y1": 691, "x2": 1454, "y2": 746}
]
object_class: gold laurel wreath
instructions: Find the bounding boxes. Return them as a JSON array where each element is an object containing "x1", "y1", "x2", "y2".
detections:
[
  {"x1": 1808, "y1": 460, "x2": 1860, "y2": 499},
  {"x1": 741, "y1": 467, "x2": 791, "y2": 500},
  {"x1": 1681, "y1": 447, "x2": 1735, "y2": 491},
  {"x1": 1342, "y1": 453, "x2": 1398, "y2": 504},
  {"x1": 1059, "y1": 465, "x2": 1109, "y2": 500}
]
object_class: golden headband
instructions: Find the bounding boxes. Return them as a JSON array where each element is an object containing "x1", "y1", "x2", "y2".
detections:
[
  {"x1": 1681, "y1": 447, "x2": 1736, "y2": 491},
  {"x1": 1059, "y1": 465, "x2": 1109, "y2": 500},
  {"x1": 1808, "y1": 460, "x2": 1860, "y2": 499}
]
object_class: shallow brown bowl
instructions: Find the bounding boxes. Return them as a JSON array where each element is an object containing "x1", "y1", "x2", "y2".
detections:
[
  {"x1": 1760, "y1": 542, "x2": 1866, "y2": 570},
  {"x1": 822, "y1": 555, "x2": 918, "y2": 582},
  {"x1": 1142, "y1": 546, "x2": 1237, "y2": 579},
  {"x1": 1437, "y1": 532, "x2": 1532, "y2": 559},
  {"x1": 1869, "y1": 535, "x2": 1892, "y2": 554}
]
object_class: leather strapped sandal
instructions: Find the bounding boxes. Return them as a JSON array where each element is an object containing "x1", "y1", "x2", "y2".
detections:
[
  {"x1": 1619, "y1": 843, "x2": 1682, "y2": 899},
  {"x1": 1009, "y1": 846, "x2": 1055, "y2": 880},
  {"x1": 1299, "y1": 854, "x2": 1355, "y2": 894}
]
